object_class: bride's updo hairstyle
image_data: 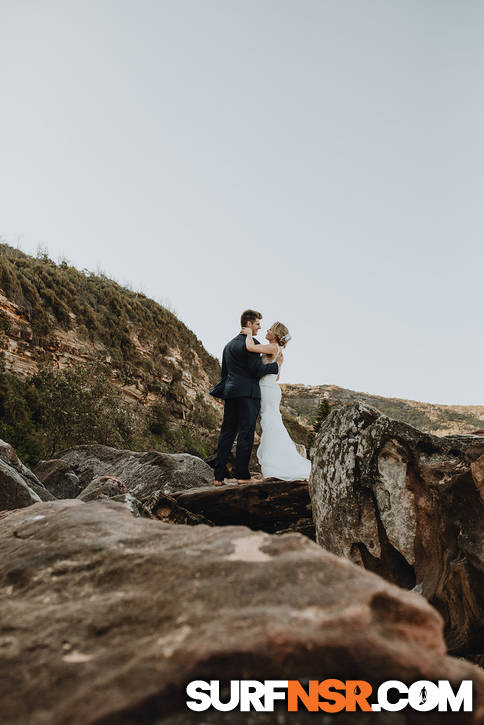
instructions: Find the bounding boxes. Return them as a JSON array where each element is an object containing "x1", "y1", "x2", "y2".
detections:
[{"x1": 269, "y1": 322, "x2": 290, "y2": 347}]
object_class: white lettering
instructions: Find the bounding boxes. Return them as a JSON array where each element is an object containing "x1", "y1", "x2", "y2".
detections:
[
  {"x1": 211, "y1": 680, "x2": 240, "y2": 711},
  {"x1": 438, "y1": 680, "x2": 473, "y2": 712},
  {"x1": 263, "y1": 680, "x2": 289, "y2": 710},
  {"x1": 186, "y1": 680, "x2": 212, "y2": 711},
  {"x1": 240, "y1": 680, "x2": 266, "y2": 711}
]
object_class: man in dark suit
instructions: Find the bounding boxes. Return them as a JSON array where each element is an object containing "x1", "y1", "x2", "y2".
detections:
[{"x1": 210, "y1": 309, "x2": 279, "y2": 486}]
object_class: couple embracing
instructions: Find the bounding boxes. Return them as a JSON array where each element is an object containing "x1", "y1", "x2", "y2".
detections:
[{"x1": 210, "y1": 309, "x2": 311, "y2": 486}]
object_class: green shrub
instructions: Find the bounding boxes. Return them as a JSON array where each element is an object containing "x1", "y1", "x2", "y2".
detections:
[
  {"x1": 32, "y1": 361, "x2": 141, "y2": 457},
  {"x1": 308, "y1": 398, "x2": 332, "y2": 450},
  {"x1": 148, "y1": 401, "x2": 170, "y2": 437},
  {"x1": 0, "y1": 310, "x2": 10, "y2": 334}
]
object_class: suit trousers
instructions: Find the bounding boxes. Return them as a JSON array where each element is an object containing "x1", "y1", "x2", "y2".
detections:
[{"x1": 213, "y1": 396, "x2": 260, "y2": 481}]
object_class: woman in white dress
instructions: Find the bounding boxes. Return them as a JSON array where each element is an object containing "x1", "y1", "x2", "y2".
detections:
[{"x1": 242, "y1": 322, "x2": 312, "y2": 481}]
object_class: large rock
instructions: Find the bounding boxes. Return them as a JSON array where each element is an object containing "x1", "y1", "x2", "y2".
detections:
[
  {"x1": 52, "y1": 444, "x2": 214, "y2": 502},
  {"x1": 108, "y1": 492, "x2": 154, "y2": 518},
  {"x1": 1, "y1": 500, "x2": 483, "y2": 724},
  {"x1": 309, "y1": 402, "x2": 484, "y2": 657},
  {"x1": 77, "y1": 475, "x2": 128, "y2": 501},
  {"x1": 33, "y1": 458, "x2": 83, "y2": 498},
  {"x1": 0, "y1": 439, "x2": 55, "y2": 510},
  {"x1": 173, "y1": 479, "x2": 315, "y2": 539},
  {"x1": 76, "y1": 475, "x2": 153, "y2": 518}
]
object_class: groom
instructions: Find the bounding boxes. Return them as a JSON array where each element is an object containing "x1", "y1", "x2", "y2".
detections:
[{"x1": 211, "y1": 309, "x2": 279, "y2": 486}]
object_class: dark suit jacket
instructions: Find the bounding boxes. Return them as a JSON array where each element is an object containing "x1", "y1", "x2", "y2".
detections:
[{"x1": 210, "y1": 333, "x2": 279, "y2": 400}]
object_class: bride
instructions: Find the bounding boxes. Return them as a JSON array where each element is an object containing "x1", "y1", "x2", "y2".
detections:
[{"x1": 242, "y1": 322, "x2": 311, "y2": 481}]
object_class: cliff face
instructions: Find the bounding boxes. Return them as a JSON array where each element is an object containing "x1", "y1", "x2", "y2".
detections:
[
  {"x1": 281, "y1": 383, "x2": 484, "y2": 437},
  {"x1": 0, "y1": 287, "x2": 218, "y2": 413},
  {"x1": 0, "y1": 245, "x2": 222, "y2": 446},
  {"x1": 310, "y1": 402, "x2": 484, "y2": 658},
  {"x1": 1, "y1": 289, "x2": 89, "y2": 376}
]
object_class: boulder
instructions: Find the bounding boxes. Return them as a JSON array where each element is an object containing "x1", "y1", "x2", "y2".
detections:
[
  {"x1": 53, "y1": 444, "x2": 214, "y2": 503},
  {"x1": 77, "y1": 475, "x2": 153, "y2": 518},
  {"x1": 108, "y1": 492, "x2": 154, "y2": 518},
  {"x1": 33, "y1": 458, "x2": 82, "y2": 498},
  {"x1": 1, "y1": 500, "x2": 483, "y2": 724},
  {"x1": 0, "y1": 439, "x2": 55, "y2": 511},
  {"x1": 309, "y1": 402, "x2": 484, "y2": 657},
  {"x1": 77, "y1": 475, "x2": 128, "y2": 501},
  {"x1": 173, "y1": 479, "x2": 315, "y2": 539}
]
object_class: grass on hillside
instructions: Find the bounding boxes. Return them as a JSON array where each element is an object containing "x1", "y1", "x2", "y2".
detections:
[{"x1": 0, "y1": 243, "x2": 220, "y2": 383}]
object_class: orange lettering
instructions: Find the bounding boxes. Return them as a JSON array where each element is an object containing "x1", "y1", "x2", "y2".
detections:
[
  {"x1": 287, "y1": 680, "x2": 319, "y2": 711},
  {"x1": 344, "y1": 680, "x2": 373, "y2": 711},
  {"x1": 318, "y1": 679, "x2": 347, "y2": 713}
]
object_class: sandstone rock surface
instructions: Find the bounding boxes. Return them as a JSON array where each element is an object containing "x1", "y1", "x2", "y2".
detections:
[
  {"x1": 310, "y1": 402, "x2": 484, "y2": 657},
  {"x1": 1, "y1": 500, "x2": 484, "y2": 724},
  {"x1": 52, "y1": 444, "x2": 214, "y2": 501},
  {"x1": 78, "y1": 475, "x2": 128, "y2": 501},
  {"x1": 33, "y1": 458, "x2": 83, "y2": 498},
  {"x1": 0, "y1": 439, "x2": 55, "y2": 510},
  {"x1": 76, "y1": 475, "x2": 153, "y2": 518}
]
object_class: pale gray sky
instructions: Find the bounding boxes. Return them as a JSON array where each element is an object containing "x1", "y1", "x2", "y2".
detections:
[{"x1": 1, "y1": 1, "x2": 482, "y2": 405}]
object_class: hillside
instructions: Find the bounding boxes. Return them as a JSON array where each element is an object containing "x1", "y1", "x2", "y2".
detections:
[
  {"x1": 0, "y1": 243, "x2": 223, "y2": 462},
  {"x1": 281, "y1": 383, "x2": 484, "y2": 437},
  {"x1": 1, "y1": 243, "x2": 482, "y2": 468}
]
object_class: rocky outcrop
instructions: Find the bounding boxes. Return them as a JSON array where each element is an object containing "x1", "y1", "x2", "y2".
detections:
[
  {"x1": 0, "y1": 273, "x2": 221, "y2": 419},
  {"x1": 172, "y1": 479, "x2": 315, "y2": 539},
  {"x1": 1, "y1": 442, "x2": 313, "y2": 536},
  {"x1": 77, "y1": 475, "x2": 153, "y2": 518},
  {"x1": 106, "y1": 492, "x2": 154, "y2": 518},
  {"x1": 1, "y1": 500, "x2": 483, "y2": 725},
  {"x1": 0, "y1": 439, "x2": 55, "y2": 510},
  {"x1": 33, "y1": 458, "x2": 83, "y2": 498},
  {"x1": 47, "y1": 444, "x2": 215, "y2": 503},
  {"x1": 281, "y1": 383, "x2": 484, "y2": 437},
  {"x1": 309, "y1": 402, "x2": 484, "y2": 657},
  {"x1": 77, "y1": 475, "x2": 128, "y2": 501}
]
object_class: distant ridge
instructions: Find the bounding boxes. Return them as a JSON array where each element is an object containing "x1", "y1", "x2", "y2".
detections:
[{"x1": 281, "y1": 383, "x2": 484, "y2": 437}]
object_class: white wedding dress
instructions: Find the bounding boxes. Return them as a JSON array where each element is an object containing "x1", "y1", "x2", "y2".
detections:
[{"x1": 257, "y1": 347, "x2": 312, "y2": 481}]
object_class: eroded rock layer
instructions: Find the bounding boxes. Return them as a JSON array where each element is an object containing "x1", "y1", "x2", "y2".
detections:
[{"x1": 309, "y1": 402, "x2": 484, "y2": 657}]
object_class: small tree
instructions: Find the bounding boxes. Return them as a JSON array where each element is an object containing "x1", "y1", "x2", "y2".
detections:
[
  {"x1": 0, "y1": 354, "x2": 43, "y2": 465},
  {"x1": 32, "y1": 361, "x2": 140, "y2": 457}
]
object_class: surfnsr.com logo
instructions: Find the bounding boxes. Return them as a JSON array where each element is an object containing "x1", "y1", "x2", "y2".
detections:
[{"x1": 186, "y1": 679, "x2": 473, "y2": 713}]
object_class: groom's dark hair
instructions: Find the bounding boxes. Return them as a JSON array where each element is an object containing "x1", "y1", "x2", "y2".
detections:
[{"x1": 241, "y1": 309, "x2": 262, "y2": 327}]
